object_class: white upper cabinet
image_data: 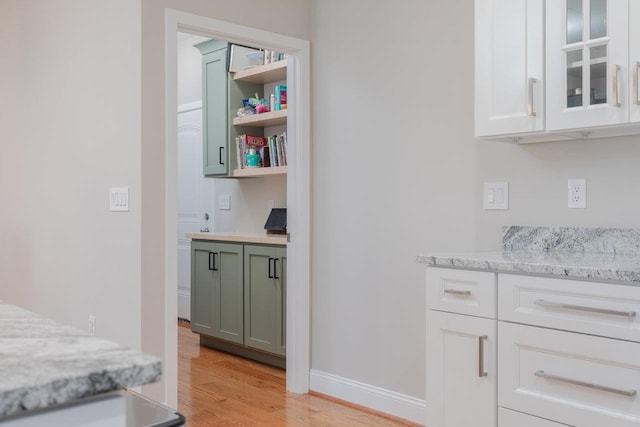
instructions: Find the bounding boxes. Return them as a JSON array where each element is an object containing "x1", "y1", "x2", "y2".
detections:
[
  {"x1": 476, "y1": 0, "x2": 640, "y2": 142},
  {"x1": 475, "y1": 0, "x2": 545, "y2": 138},
  {"x1": 630, "y1": 0, "x2": 640, "y2": 123},
  {"x1": 546, "y1": 0, "x2": 629, "y2": 131}
]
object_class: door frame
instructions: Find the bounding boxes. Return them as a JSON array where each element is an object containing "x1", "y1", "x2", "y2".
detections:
[{"x1": 164, "y1": 9, "x2": 311, "y2": 403}]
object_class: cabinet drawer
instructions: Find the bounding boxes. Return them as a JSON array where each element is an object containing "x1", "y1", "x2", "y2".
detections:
[
  {"x1": 499, "y1": 322, "x2": 640, "y2": 427},
  {"x1": 426, "y1": 268, "x2": 496, "y2": 318},
  {"x1": 498, "y1": 274, "x2": 640, "y2": 342},
  {"x1": 498, "y1": 408, "x2": 569, "y2": 427}
]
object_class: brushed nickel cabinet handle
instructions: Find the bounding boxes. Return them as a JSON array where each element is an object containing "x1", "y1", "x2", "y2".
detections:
[
  {"x1": 478, "y1": 335, "x2": 488, "y2": 378},
  {"x1": 534, "y1": 299, "x2": 636, "y2": 318},
  {"x1": 535, "y1": 370, "x2": 637, "y2": 397},
  {"x1": 613, "y1": 64, "x2": 622, "y2": 107},
  {"x1": 444, "y1": 289, "x2": 471, "y2": 296},
  {"x1": 527, "y1": 77, "x2": 537, "y2": 116},
  {"x1": 634, "y1": 61, "x2": 639, "y2": 105}
]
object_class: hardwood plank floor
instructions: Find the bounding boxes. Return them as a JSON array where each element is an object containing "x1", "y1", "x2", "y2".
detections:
[{"x1": 178, "y1": 322, "x2": 421, "y2": 426}]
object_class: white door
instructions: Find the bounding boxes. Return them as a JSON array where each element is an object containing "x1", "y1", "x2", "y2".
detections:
[
  {"x1": 475, "y1": 0, "x2": 544, "y2": 137},
  {"x1": 426, "y1": 310, "x2": 497, "y2": 427},
  {"x1": 630, "y1": 1, "x2": 640, "y2": 123},
  {"x1": 546, "y1": 0, "x2": 629, "y2": 131},
  {"x1": 177, "y1": 105, "x2": 213, "y2": 321}
]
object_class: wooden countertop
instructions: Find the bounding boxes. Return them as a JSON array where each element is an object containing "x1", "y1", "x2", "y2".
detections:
[{"x1": 186, "y1": 232, "x2": 287, "y2": 246}]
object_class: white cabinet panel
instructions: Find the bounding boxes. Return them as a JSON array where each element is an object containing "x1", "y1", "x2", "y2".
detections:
[
  {"x1": 546, "y1": 0, "x2": 630, "y2": 131},
  {"x1": 499, "y1": 322, "x2": 640, "y2": 427},
  {"x1": 426, "y1": 268, "x2": 496, "y2": 318},
  {"x1": 499, "y1": 408, "x2": 571, "y2": 427},
  {"x1": 475, "y1": 0, "x2": 544, "y2": 137},
  {"x1": 426, "y1": 310, "x2": 497, "y2": 427},
  {"x1": 630, "y1": 1, "x2": 640, "y2": 123},
  {"x1": 498, "y1": 274, "x2": 640, "y2": 342}
]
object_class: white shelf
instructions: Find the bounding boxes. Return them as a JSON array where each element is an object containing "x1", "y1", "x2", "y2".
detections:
[
  {"x1": 231, "y1": 166, "x2": 287, "y2": 178},
  {"x1": 233, "y1": 110, "x2": 287, "y2": 127},
  {"x1": 232, "y1": 60, "x2": 287, "y2": 84}
]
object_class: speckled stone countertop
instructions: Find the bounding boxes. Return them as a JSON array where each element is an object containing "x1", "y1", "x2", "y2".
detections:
[
  {"x1": 416, "y1": 226, "x2": 640, "y2": 285},
  {"x1": 0, "y1": 301, "x2": 161, "y2": 417}
]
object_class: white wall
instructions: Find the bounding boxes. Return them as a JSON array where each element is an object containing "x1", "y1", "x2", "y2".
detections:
[
  {"x1": 476, "y1": 137, "x2": 640, "y2": 248},
  {"x1": 311, "y1": 0, "x2": 478, "y2": 401},
  {"x1": 0, "y1": 0, "x2": 142, "y2": 349}
]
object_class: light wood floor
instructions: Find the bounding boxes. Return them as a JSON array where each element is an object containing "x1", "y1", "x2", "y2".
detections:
[{"x1": 178, "y1": 322, "x2": 421, "y2": 426}]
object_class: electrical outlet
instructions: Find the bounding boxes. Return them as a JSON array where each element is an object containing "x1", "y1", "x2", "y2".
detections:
[
  {"x1": 89, "y1": 315, "x2": 96, "y2": 336},
  {"x1": 568, "y1": 179, "x2": 586, "y2": 209},
  {"x1": 218, "y1": 194, "x2": 230, "y2": 210}
]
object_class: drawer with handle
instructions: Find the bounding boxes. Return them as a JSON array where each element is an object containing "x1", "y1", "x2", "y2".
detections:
[
  {"x1": 498, "y1": 274, "x2": 640, "y2": 342},
  {"x1": 499, "y1": 322, "x2": 640, "y2": 427},
  {"x1": 426, "y1": 267, "x2": 497, "y2": 318}
]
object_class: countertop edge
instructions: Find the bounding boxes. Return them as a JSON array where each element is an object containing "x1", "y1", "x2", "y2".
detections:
[
  {"x1": 187, "y1": 232, "x2": 287, "y2": 245},
  {"x1": 416, "y1": 252, "x2": 640, "y2": 285}
]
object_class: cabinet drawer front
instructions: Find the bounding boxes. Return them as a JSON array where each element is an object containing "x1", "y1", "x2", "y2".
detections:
[
  {"x1": 499, "y1": 322, "x2": 640, "y2": 427},
  {"x1": 498, "y1": 408, "x2": 569, "y2": 427},
  {"x1": 498, "y1": 274, "x2": 640, "y2": 342},
  {"x1": 427, "y1": 268, "x2": 496, "y2": 318}
]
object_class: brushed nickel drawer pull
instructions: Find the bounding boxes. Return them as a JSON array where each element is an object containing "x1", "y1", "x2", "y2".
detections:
[
  {"x1": 444, "y1": 289, "x2": 471, "y2": 296},
  {"x1": 535, "y1": 370, "x2": 637, "y2": 397},
  {"x1": 534, "y1": 300, "x2": 636, "y2": 318},
  {"x1": 478, "y1": 335, "x2": 488, "y2": 378}
]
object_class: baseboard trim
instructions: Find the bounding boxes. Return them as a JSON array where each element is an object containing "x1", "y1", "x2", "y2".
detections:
[{"x1": 309, "y1": 369, "x2": 425, "y2": 425}]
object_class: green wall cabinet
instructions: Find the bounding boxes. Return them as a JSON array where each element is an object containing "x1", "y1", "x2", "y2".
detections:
[
  {"x1": 196, "y1": 40, "x2": 263, "y2": 176},
  {"x1": 244, "y1": 245, "x2": 287, "y2": 356},
  {"x1": 190, "y1": 240, "x2": 244, "y2": 344}
]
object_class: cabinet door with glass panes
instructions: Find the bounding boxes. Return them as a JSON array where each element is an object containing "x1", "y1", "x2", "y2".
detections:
[{"x1": 546, "y1": 0, "x2": 629, "y2": 131}]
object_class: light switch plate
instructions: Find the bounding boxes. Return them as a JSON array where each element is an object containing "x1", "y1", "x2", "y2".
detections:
[
  {"x1": 218, "y1": 194, "x2": 231, "y2": 210},
  {"x1": 483, "y1": 182, "x2": 509, "y2": 210},
  {"x1": 109, "y1": 187, "x2": 129, "y2": 212}
]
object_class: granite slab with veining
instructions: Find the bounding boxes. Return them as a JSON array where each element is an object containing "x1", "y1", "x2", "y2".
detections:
[
  {"x1": 0, "y1": 301, "x2": 161, "y2": 417},
  {"x1": 416, "y1": 226, "x2": 640, "y2": 285}
]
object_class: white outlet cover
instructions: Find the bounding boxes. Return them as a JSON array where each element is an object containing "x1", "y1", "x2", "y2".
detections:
[
  {"x1": 568, "y1": 178, "x2": 586, "y2": 209},
  {"x1": 483, "y1": 182, "x2": 509, "y2": 210}
]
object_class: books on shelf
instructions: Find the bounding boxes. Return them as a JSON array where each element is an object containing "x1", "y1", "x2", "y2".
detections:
[
  {"x1": 236, "y1": 132, "x2": 287, "y2": 170},
  {"x1": 263, "y1": 50, "x2": 287, "y2": 65}
]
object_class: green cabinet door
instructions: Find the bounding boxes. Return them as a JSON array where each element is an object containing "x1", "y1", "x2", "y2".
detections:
[
  {"x1": 190, "y1": 240, "x2": 244, "y2": 344},
  {"x1": 190, "y1": 241, "x2": 216, "y2": 335},
  {"x1": 244, "y1": 245, "x2": 287, "y2": 355},
  {"x1": 213, "y1": 243, "x2": 244, "y2": 344},
  {"x1": 202, "y1": 47, "x2": 228, "y2": 176}
]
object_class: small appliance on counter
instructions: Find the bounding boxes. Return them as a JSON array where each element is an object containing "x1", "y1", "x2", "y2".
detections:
[{"x1": 264, "y1": 208, "x2": 287, "y2": 235}]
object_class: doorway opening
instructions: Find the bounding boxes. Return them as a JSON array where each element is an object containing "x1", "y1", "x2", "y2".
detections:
[{"x1": 163, "y1": 9, "x2": 311, "y2": 407}]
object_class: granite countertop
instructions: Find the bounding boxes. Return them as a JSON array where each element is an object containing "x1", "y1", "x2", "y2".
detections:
[
  {"x1": 417, "y1": 226, "x2": 640, "y2": 285},
  {"x1": 417, "y1": 250, "x2": 640, "y2": 284},
  {"x1": 0, "y1": 301, "x2": 161, "y2": 417},
  {"x1": 187, "y1": 231, "x2": 287, "y2": 245}
]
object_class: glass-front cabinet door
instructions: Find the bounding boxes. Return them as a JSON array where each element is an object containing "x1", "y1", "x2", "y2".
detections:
[{"x1": 546, "y1": 0, "x2": 629, "y2": 131}]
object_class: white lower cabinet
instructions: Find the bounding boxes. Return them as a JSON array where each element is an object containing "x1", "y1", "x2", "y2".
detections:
[
  {"x1": 426, "y1": 310, "x2": 497, "y2": 427},
  {"x1": 426, "y1": 267, "x2": 497, "y2": 427},
  {"x1": 426, "y1": 267, "x2": 640, "y2": 427},
  {"x1": 499, "y1": 408, "x2": 569, "y2": 427},
  {"x1": 499, "y1": 322, "x2": 640, "y2": 427}
]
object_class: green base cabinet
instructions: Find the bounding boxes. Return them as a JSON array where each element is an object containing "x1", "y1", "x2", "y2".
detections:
[
  {"x1": 244, "y1": 245, "x2": 287, "y2": 356},
  {"x1": 190, "y1": 241, "x2": 244, "y2": 344},
  {"x1": 191, "y1": 240, "x2": 286, "y2": 362}
]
